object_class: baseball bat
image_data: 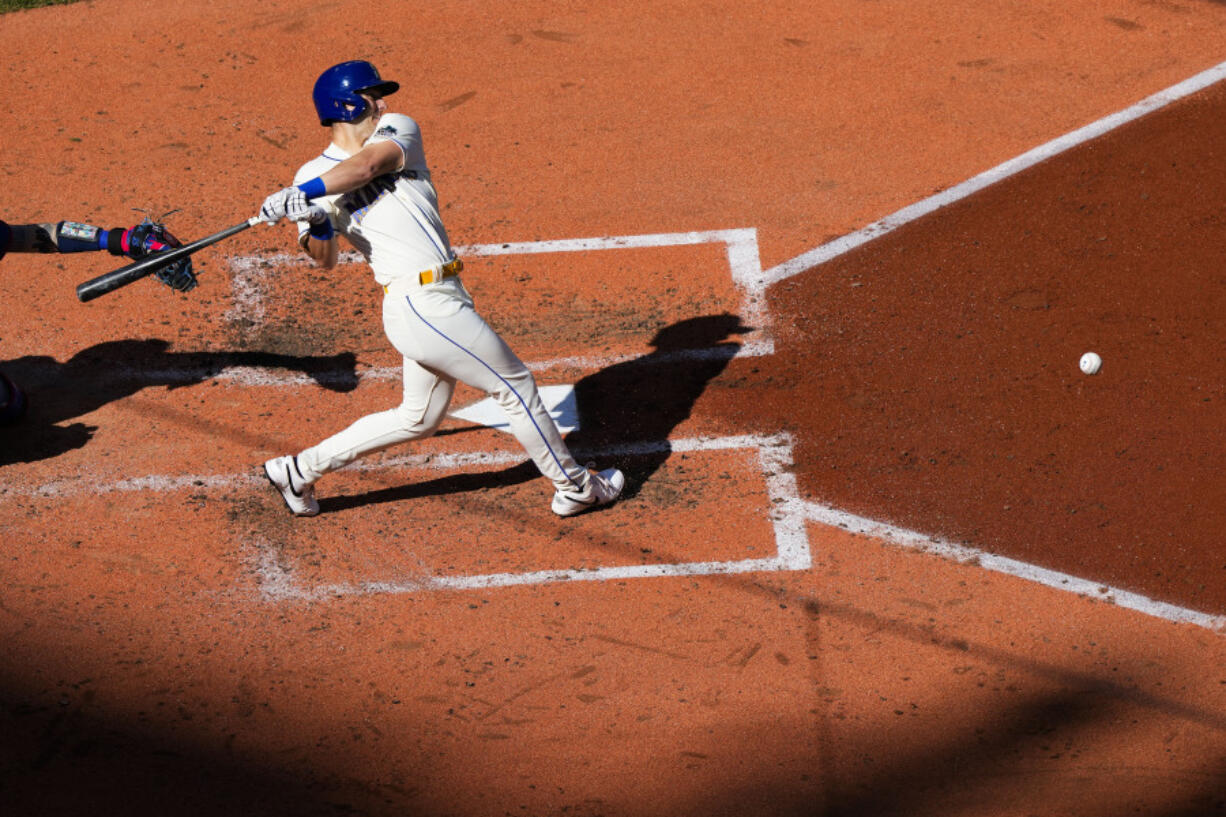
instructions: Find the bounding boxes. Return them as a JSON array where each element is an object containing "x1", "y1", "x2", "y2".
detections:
[{"x1": 76, "y1": 216, "x2": 262, "y2": 302}]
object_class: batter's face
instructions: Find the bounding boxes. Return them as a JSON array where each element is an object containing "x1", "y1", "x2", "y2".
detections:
[
  {"x1": 348, "y1": 93, "x2": 387, "y2": 139},
  {"x1": 330, "y1": 93, "x2": 387, "y2": 147}
]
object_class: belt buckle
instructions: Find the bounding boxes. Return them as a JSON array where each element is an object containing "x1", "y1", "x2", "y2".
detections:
[{"x1": 418, "y1": 257, "x2": 463, "y2": 286}]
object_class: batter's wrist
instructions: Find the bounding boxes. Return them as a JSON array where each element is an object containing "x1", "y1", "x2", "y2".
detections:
[
  {"x1": 308, "y1": 219, "x2": 335, "y2": 240},
  {"x1": 297, "y1": 177, "x2": 327, "y2": 200}
]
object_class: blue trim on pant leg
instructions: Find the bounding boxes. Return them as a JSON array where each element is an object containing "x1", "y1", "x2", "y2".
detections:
[{"x1": 405, "y1": 296, "x2": 584, "y2": 490}]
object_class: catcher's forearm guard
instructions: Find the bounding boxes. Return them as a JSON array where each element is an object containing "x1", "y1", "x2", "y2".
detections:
[
  {"x1": 6, "y1": 221, "x2": 162, "y2": 255},
  {"x1": 60, "y1": 221, "x2": 173, "y2": 256}
]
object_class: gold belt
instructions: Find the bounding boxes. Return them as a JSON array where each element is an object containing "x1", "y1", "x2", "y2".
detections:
[{"x1": 383, "y1": 257, "x2": 464, "y2": 293}]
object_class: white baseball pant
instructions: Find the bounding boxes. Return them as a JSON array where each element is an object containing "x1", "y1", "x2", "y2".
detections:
[{"x1": 294, "y1": 276, "x2": 589, "y2": 494}]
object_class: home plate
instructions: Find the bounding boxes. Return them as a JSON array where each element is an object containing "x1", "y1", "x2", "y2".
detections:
[{"x1": 449, "y1": 384, "x2": 579, "y2": 434}]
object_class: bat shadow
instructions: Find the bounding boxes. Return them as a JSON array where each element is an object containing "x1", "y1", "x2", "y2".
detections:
[
  {"x1": 0, "y1": 339, "x2": 358, "y2": 467},
  {"x1": 320, "y1": 313, "x2": 750, "y2": 512}
]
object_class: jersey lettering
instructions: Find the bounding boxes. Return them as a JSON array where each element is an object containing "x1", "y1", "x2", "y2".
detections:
[
  {"x1": 342, "y1": 174, "x2": 397, "y2": 215},
  {"x1": 295, "y1": 114, "x2": 449, "y2": 282}
]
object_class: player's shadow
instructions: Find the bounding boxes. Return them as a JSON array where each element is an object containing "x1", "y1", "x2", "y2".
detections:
[
  {"x1": 0, "y1": 339, "x2": 358, "y2": 466},
  {"x1": 564, "y1": 312, "x2": 750, "y2": 499},
  {"x1": 320, "y1": 313, "x2": 750, "y2": 511}
]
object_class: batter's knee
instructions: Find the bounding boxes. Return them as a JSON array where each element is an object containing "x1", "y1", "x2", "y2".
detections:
[
  {"x1": 390, "y1": 400, "x2": 446, "y2": 438},
  {"x1": 491, "y1": 369, "x2": 542, "y2": 410}
]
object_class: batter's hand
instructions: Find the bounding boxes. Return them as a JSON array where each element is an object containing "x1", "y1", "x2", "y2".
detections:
[
  {"x1": 260, "y1": 187, "x2": 298, "y2": 223},
  {"x1": 285, "y1": 190, "x2": 328, "y2": 224},
  {"x1": 299, "y1": 204, "x2": 329, "y2": 224},
  {"x1": 260, "y1": 187, "x2": 328, "y2": 224}
]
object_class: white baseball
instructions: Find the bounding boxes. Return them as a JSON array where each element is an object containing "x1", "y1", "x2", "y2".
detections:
[{"x1": 1079, "y1": 352, "x2": 1102, "y2": 375}]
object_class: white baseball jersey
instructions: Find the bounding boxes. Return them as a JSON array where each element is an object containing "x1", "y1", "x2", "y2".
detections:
[
  {"x1": 293, "y1": 113, "x2": 454, "y2": 286},
  {"x1": 284, "y1": 113, "x2": 594, "y2": 501}
]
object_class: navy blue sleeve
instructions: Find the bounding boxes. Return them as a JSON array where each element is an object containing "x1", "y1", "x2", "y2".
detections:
[{"x1": 0, "y1": 219, "x2": 10, "y2": 261}]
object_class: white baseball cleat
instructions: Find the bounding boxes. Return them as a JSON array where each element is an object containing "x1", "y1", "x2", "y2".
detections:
[
  {"x1": 263, "y1": 455, "x2": 320, "y2": 517},
  {"x1": 552, "y1": 467, "x2": 625, "y2": 517}
]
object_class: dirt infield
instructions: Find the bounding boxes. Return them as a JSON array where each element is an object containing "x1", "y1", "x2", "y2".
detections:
[
  {"x1": 759, "y1": 78, "x2": 1226, "y2": 614},
  {"x1": 4, "y1": 1, "x2": 1226, "y2": 815}
]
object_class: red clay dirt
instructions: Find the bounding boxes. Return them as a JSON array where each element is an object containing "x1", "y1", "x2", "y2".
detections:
[
  {"x1": 3, "y1": 1, "x2": 1226, "y2": 816},
  {"x1": 752, "y1": 79, "x2": 1226, "y2": 614}
]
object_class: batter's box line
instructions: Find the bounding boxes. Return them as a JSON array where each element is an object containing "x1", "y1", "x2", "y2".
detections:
[
  {"x1": 248, "y1": 432, "x2": 810, "y2": 601},
  {"x1": 13, "y1": 436, "x2": 1223, "y2": 633},
  {"x1": 225, "y1": 228, "x2": 775, "y2": 371}
]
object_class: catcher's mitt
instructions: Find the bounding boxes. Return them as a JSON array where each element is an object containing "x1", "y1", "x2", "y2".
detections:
[{"x1": 127, "y1": 217, "x2": 197, "y2": 293}]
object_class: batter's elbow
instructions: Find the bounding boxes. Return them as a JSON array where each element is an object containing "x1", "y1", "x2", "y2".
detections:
[{"x1": 355, "y1": 158, "x2": 384, "y2": 184}]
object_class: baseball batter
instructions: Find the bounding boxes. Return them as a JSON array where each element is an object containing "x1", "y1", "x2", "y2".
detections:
[
  {"x1": 0, "y1": 216, "x2": 195, "y2": 426},
  {"x1": 257, "y1": 60, "x2": 623, "y2": 518}
]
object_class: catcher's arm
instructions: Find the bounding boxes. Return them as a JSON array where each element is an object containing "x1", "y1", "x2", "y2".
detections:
[
  {"x1": 6, "y1": 221, "x2": 95, "y2": 253},
  {"x1": 76, "y1": 218, "x2": 259, "y2": 302},
  {"x1": 8, "y1": 219, "x2": 197, "y2": 293}
]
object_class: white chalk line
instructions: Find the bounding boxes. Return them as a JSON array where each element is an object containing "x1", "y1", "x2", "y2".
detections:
[
  {"x1": 123, "y1": 342, "x2": 753, "y2": 390},
  {"x1": 3, "y1": 433, "x2": 805, "y2": 597},
  {"x1": 15, "y1": 427, "x2": 1223, "y2": 632},
  {"x1": 24, "y1": 64, "x2": 1226, "y2": 631},
  {"x1": 223, "y1": 228, "x2": 774, "y2": 371},
  {"x1": 203, "y1": 54, "x2": 1226, "y2": 391},
  {"x1": 731, "y1": 58, "x2": 1226, "y2": 634},
  {"x1": 802, "y1": 502, "x2": 1226, "y2": 633},
  {"x1": 134, "y1": 230, "x2": 773, "y2": 389},
  {"x1": 10, "y1": 433, "x2": 786, "y2": 498},
  {"x1": 246, "y1": 432, "x2": 809, "y2": 600},
  {"x1": 758, "y1": 59, "x2": 1226, "y2": 286}
]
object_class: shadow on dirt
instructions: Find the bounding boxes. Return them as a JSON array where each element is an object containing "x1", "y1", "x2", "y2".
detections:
[
  {"x1": 0, "y1": 339, "x2": 357, "y2": 466},
  {"x1": 650, "y1": 567, "x2": 1226, "y2": 817},
  {"x1": 0, "y1": 674, "x2": 430, "y2": 816},
  {"x1": 320, "y1": 313, "x2": 750, "y2": 513},
  {"x1": 565, "y1": 312, "x2": 750, "y2": 498},
  {"x1": 5, "y1": 577, "x2": 1225, "y2": 816},
  {"x1": 676, "y1": 685, "x2": 1226, "y2": 817}
]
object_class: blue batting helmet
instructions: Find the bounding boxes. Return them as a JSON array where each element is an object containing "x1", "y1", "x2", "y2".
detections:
[{"x1": 312, "y1": 60, "x2": 400, "y2": 125}]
